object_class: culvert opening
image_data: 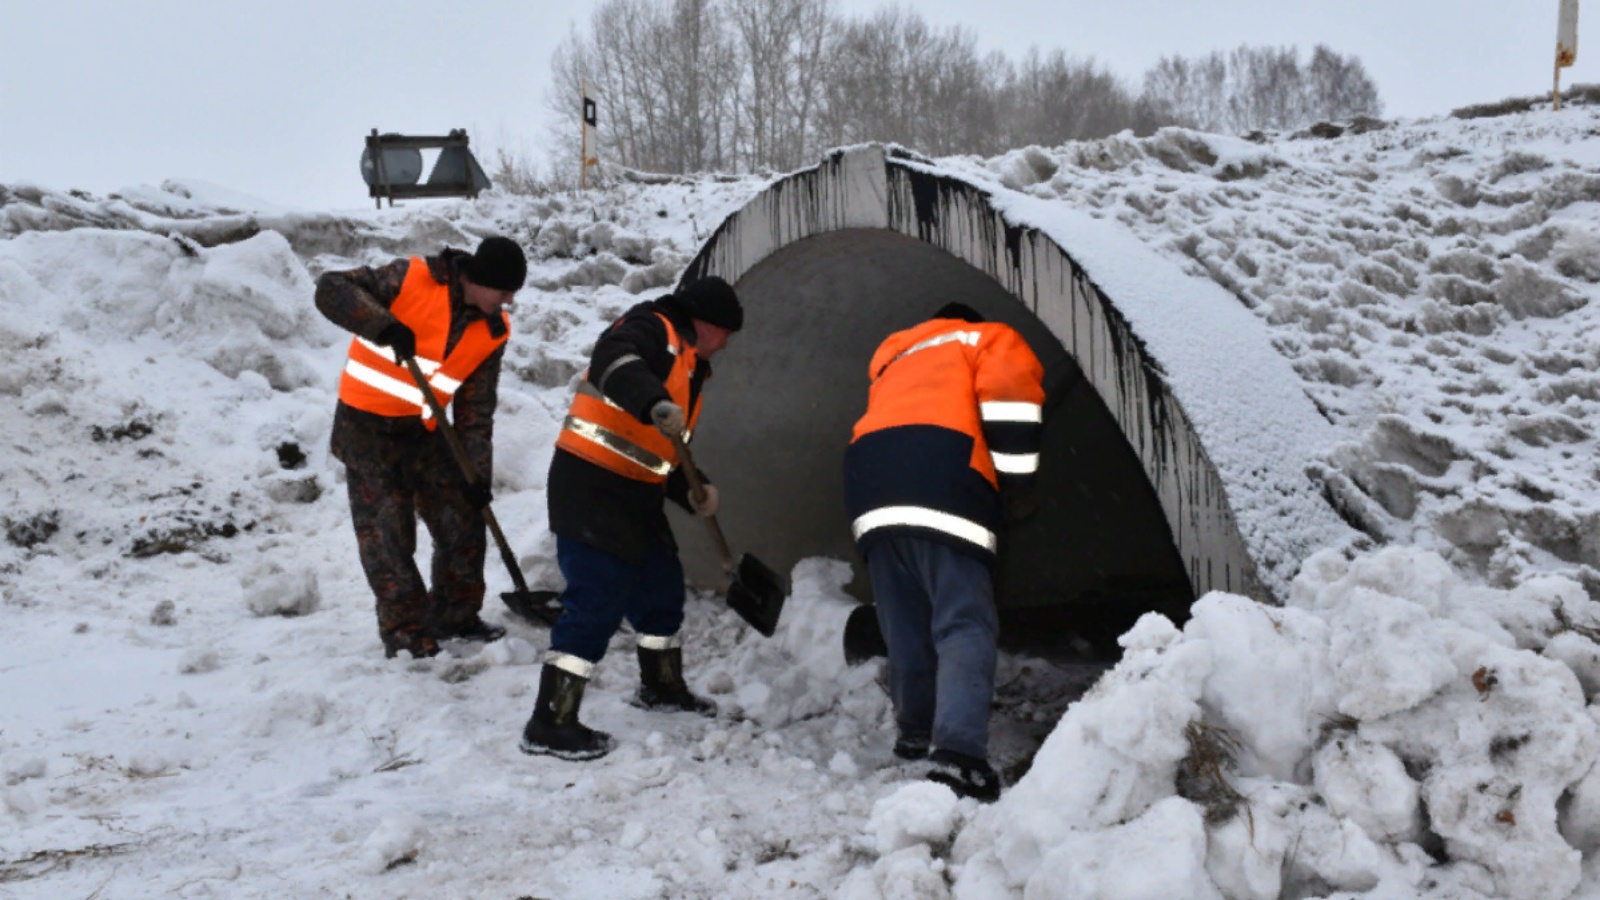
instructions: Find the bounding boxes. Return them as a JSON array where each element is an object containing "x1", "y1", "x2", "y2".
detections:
[{"x1": 671, "y1": 228, "x2": 1194, "y2": 656}]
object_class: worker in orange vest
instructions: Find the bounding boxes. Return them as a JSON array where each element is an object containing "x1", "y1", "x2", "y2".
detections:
[
  {"x1": 519, "y1": 277, "x2": 743, "y2": 761},
  {"x1": 845, "y1": 302, "x2": 1045, "y2": 802},
  {"x1": 315, "y1": 236, "x2": 525, "y2": 659}
]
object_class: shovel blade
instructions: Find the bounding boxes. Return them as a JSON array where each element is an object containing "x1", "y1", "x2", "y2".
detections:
[
  {"x1": 843, "y1": 603, "x2": 888, "y2": 664},
  {"x1": 726, "y1": 553, "x2": 785, "y2": 637},
  {"x1": 502, "y1": 589, "x2": 563, "y2": 628}
]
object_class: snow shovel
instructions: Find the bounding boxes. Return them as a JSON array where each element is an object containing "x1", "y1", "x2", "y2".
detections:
[
  {"x1": 842, "y1": 603, "x2": 888, "y2": 665},
  {"x1": 668, "y1": 432, "x2": 786, "y2": 637},
  {"x1": 401, "y1": 356, "x2": 563, "y2": 627}
]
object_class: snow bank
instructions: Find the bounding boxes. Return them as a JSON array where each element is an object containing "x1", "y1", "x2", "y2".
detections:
[{"x1": 848, "y1": 546, "x2": 1600, "y2": 899}]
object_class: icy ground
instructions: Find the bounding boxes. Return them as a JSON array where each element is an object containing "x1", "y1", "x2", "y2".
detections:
[{"x1": 5, "y1": 102, "x2": 1600, "y2": 898}]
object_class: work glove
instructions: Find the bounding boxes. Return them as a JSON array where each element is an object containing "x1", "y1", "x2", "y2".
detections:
[
  {"x1": 377, "y1": 321, "x2": 417, "y2": 361},
  {"x1": 650, "y1": 400, "x2": 687, "y2": 439},
  {"x1": 689, "y1": 483, "x2": 719, "y2": 518},
  {"x1": 463, "y1": 480, "x2": 492, "y2": 511},
  {"x1": 1005, "y1": 485, "x2": 1040, "y2": 524}
]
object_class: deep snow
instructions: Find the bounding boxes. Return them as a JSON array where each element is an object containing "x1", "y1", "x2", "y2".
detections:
[{"x1": 5, "y1": 102, "x2": 1600, "y2": 899}]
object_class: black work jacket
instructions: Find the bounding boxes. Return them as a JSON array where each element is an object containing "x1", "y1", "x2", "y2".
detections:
[{"x1": 547, "y1": 295, "x2": 712, "y2": 563}]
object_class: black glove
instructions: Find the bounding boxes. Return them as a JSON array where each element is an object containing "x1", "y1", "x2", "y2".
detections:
[
  {"x1": 377, "y1": 322, "x2": 417, "y2": 361},
  {"x1": 463, "y1": 480, "x2": 492, "y2": 511}
]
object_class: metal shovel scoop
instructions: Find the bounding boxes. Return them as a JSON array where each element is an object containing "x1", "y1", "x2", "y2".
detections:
[
  {"x1": 402, "y1": 357, "x2": 563, "y2": 627},
  {"x1": 670, "y1": 433, "x2": 787, "y2": 637}
]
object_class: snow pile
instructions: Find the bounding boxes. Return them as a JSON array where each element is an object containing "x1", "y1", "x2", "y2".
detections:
[{"x1": 856, "y1": 546, "x2": 1600, "y2": 898}]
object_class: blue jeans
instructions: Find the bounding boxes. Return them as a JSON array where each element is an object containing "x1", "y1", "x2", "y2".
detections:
[
  {"x1": 549, "y1": 536, "x2": 686, "y2": 663},
  {"x1": 868, "y1": 535, "x2": 998, "y2": 760}
]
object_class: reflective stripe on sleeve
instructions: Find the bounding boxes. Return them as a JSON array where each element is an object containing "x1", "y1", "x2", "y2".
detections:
[
  {"x1": 851, "y1": 506, "x2": 997, "y2": 553},
  {"x1": 980, "y1": 401, "x2": 1043, "y2": 423},
  {"x1": 596, "y1": 354, "x2": 644, "y2": 393},
  {"x1": 637, "y1": 633, "x2": 682, "y2": 651},
  {"x1": 547, "y1": 651, "x2": 595, "y2": 679},
  {"x1": 991, "y1": 451, "x2": 1040, "y2": 475}
]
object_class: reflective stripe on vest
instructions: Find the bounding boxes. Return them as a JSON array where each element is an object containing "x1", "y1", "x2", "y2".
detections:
[
  {"x1": 851, "y1": 505, "x2": 999, "y2": 554},
  {"x1": 555, "y1": 313, "x2": 700, "y2": 483},
  {"x1": 337, "y1": 257, "x2": 509, "y2": 428}
]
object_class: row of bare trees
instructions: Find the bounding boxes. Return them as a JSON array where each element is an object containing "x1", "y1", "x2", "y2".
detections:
[
  {"x1": 542, "y1": 0, "x2": 1383, "y2": 178},
  {"x1": 1142, "y1": 45, "x2": 1382, "y2": 135}
]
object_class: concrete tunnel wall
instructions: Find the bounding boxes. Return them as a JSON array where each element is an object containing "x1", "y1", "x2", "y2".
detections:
[{"x1": 668, "y1": 144, "x2": 1354, "y2": 632}]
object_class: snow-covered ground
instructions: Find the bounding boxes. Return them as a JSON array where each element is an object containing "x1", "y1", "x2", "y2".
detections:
[{"x1": 5, "y1": 102, "x2": 1600, "y2": 899}]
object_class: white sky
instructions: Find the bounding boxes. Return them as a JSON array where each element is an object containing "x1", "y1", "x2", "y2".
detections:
[{"x1": 2, "y1": 0, "x2": 1591, "y2": 209}]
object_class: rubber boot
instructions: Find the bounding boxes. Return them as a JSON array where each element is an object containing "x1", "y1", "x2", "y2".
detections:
[
  {"x1": 926, "y1": 748, "x2": 1002, "y2": 802},
  {"x1": 631, "y1": 645, "x2": 717, "y2": 717},
  {"x1": 519, "y1": 664, "x2": 615, "y2": 761}
]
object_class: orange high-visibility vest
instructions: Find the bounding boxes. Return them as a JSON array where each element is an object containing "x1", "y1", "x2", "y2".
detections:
[
  {"x1": 337, "y1": 257, "x2": 509, "y2": 428},
  {"x1": 555, "y1": 313, "x2": 701, "y2": 484}
]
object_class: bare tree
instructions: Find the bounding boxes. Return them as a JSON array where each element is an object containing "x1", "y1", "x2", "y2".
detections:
[
  {"x1": 1307, "y1": 43, "x2": 1383, "y2": 122},
  {"x1": 726, "y1": 0, "x2": 834, "y2": 171},
  {"x1": 1142, "y1": 44, "x2": 1381, "y2": 135},
  {"x1": 999, "y1": 49, "x2": 1151, "y2": 147}
]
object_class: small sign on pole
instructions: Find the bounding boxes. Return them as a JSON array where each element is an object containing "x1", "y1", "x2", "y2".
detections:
[
  {"x1": 581, "y1": 81, "x2": 599, "y2": 189},
  {"x1": 1556, "y1": 0, "x2": 1580, "y2": 109}
]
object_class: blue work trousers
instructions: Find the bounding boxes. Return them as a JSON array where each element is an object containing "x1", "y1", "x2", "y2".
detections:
[
  {"x1": 549, "y1": 536, "x2": 686, "y2": 663},
  {"x1": 868, "y1": 535, "x2": 998, "y2": 760}
]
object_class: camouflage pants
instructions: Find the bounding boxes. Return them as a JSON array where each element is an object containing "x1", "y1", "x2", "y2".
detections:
[{"x1": 344, "y1": 430, "x2": 487, "y2": 643}]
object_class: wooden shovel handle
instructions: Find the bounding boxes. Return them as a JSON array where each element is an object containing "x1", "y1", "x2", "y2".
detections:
[
  {"x1": 667, "y1": 431, "x2": 736, "y2": 574},
  {"x1": 400, "y1": 356, "x2": 530, "y2": 594}
]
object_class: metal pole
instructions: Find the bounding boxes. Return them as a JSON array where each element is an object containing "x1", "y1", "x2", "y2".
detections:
[{"x1": 1557, "y1": 0, "x2": 1581, "y2": 110}]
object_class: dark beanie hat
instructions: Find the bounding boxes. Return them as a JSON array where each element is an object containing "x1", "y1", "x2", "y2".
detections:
[
  {"x1": 678, "y1": 276, "x2": 743, "y2": 331},
  {"x1": 464, "y1": 236, "x2": 527, "y2": 292},
  {"x1": 932, "y1": 302, "x2": 984, "y2": 323}
]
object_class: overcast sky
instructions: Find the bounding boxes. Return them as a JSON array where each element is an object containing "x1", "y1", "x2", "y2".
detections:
[{"x1": 2, "y1": 1, "x2": 1589, "y2": 210}]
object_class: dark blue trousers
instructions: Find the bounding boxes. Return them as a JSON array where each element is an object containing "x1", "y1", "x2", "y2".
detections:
[
  {"x1": 549, "y1": 535, "x2": 686, "y2": 663},
  {"x1": 868, "y1": 535, "x2": 998, "y2": 760}
]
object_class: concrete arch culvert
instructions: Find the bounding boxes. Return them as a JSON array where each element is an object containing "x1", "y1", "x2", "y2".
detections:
[{"x1": 669, "y1": 144, "x2": 1361, "y2": 651}]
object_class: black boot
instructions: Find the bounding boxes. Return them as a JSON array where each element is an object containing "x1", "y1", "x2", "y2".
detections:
[
  {"x1": 893, "y1": 730, "x2": 930, "y2": 760},
  {"x1": 519, "y1": 664, "x2": 615, "y2": 761},
  {"x1": 926, "y1": 748, "x2": 1002, "y2": 802},
  {"x1": 436, "y1": 615, "x2": 506, "y2": 644},
  {"x1": 631, "y1": 645, "x2": 717, "y2": 717}
]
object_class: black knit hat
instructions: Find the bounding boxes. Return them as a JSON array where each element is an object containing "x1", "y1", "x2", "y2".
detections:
[
  {"x1": 464, "y1": 236, "x2": 527, "y2": 292},
  {"x1": 932, "y1": 302, "x2": 984, "y2": 323},
  {"x1": 678, "y1": 277, "x2": 743, "y2": 331}
]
